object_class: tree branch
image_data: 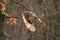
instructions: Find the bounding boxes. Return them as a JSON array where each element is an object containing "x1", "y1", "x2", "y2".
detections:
[{"x1": 12, "y1": 0, "x2": 31, "y2": 11}]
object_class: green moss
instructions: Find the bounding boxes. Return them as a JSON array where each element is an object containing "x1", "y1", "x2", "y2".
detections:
[
  {"x1": 38, "y1": 0, "x2": 43, "y2": 5},
  {"x1": 0, "y1": 32, "x2": 4, "y2": 37}
]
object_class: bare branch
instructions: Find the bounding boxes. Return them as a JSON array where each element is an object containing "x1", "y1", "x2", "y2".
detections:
[{"x1": 12, "y1": 0, "x2": 31, "y2": 11}]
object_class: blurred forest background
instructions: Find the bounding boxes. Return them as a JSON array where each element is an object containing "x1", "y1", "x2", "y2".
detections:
[{"x1": 0, "y1": 0, "x2": 60, "y2": 40}]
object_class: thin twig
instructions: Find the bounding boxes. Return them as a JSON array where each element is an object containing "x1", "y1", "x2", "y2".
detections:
[{"x1": 12, "y1": 0, "x2": 31, "y2": 11}]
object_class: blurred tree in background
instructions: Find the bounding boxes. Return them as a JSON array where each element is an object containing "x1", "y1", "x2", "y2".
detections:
[{"x1": 0, "y1": 0, "x2": 60, "y2": 40}]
